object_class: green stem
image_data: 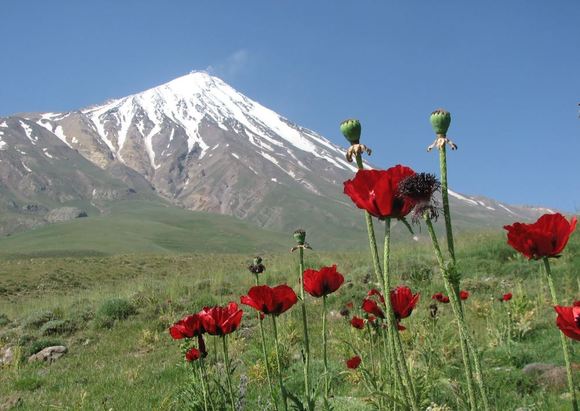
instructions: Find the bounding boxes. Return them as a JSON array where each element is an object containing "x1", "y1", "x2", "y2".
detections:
[
  {"x1": 221, "y1": 336, "x2": 236, "y2": 411},
  {"x1": 255, "y1": 275, "x2": 279, "y2": 411},
  {"x1": 298, "y1": 247, "x2": 313, "y2": 410},
  {"x1": 439, "y1": 144, "x2": 456, "y2": 267},
  {"x1": 196, "y1": 362, "x2": 209, "y2": 411},
  {"x1": 200, "y1": 359, "x2": 216, "y2": 411},
  {"x1": 383, "y1": 218, "x2": 419, "y2": 411},
  {"x1": 272, "y1": 316, "x2": 289, "y2": 411},
  {"x1": 425, "y1": 216, "x2": 488, "y2": 411},
  {"x1": 543, "y1": 258, "x2": 578, "y2": 411},
  {"x1": 322, "y1": 295, "x2": 330, "y2": 410}
]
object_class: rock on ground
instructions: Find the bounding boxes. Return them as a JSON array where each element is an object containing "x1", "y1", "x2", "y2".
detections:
[{"x1": 27, "y1": 345, "x2": 67, "y2": 363}]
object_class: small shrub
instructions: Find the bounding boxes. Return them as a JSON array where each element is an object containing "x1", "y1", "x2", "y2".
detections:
[
  {"x1": 94, "y1": 298, "x2": 136, "y2": 329},
  {"x1": 22, "y1": 310, "x2": 56, "y2": 329},
  {"x1": 40, "y1": 319, "x2": 76, "y2": 336},
  {"x1": 0, "y1": 313, "x2": 10, "y2": 328},
  {"x1": 13, "y1": 375, "x2": 43, "y2": 391}
]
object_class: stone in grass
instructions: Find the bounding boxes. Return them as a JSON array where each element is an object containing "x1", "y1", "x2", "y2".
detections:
[
  {"x1": 0, "y1": 395, "x2": 22, "y2": 411},
  {"x1": 523, "y1": 362, "x2": 580, "y2": 390},
  {"x1": 0, "y1": 346, "x2": 14, "y2": 366},
  {"x1": 27, "y1": 346, "x2": 67, "y2": 363}
]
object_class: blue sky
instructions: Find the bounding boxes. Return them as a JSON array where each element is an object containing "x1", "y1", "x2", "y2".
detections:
[{"x1": 1, "y1": 1, "x2": 579, "y2": 211}]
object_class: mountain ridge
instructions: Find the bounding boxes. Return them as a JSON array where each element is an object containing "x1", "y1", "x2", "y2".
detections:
[{"x1": 0, "y1": 71, "x2": 559, "y2": 244}]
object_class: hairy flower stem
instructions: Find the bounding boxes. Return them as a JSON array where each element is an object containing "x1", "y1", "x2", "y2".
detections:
[
  {"x1": 221, "y1": 336, "x2": 236, "y2": 411},
  {"x1": 543, "y1": 258, "x2": 578, "y2": 411},
  {"x1": 439, "y1": 145, "x2": 457, "y2": 269},
  {"x1": 272, "y1": 316, "x2": 289, "y2": 411},
  {"x1": 322, "y1": 295, "x2": 330, "y2": 410},
  {"x1": 298, "y1": 247, "x2": 314, "y2": 410},
  {"x1": 436, "y1": 145, "x2": 480, "y2": 411},
  {"x1": 424, "y1": 216, "x2": 488, "y2": 411},
  {"x1": 384, "y1": 218, "x2": 419, "y2": 411},
  {"x1": 254, "y1": 275, "x2": 279, "y2": 411},
  {"x1": 200, "y1": 359, "x2": 216, "y2": 411},
  {"x1": 196, "y1": 362, "x2": 209, "y2": 411}
]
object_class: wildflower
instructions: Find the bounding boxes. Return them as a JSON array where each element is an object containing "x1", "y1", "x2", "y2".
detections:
[
  {"x1": 248, "y1": 256, "x2": 265, "y2": 274},
  {"x1": 503, "y1": 213, "x2": 577, "y2": 260},
  {"x1": 350, "y1": 316, "x2": 365, "y2": 330},
  {"x1": 303, "y1": 265, "x2": 345, "y2": 298},
  {"x1": 241, "y1": 285, "x2": 298, "y2": 316},
  {"x1": 199, "y1": 302, "x2": 243, "y2": 336},
  {"x1": 169, "y1": 313, "x2": 205, "y2": 339},
  {"x1": 500, "y1": 293, "x2": 513, "y2": 302},
  {"x1": 362, "y1": 298, "x2": 385, "y2": 319},
  {"x1": 343, "y1": 165, "x2": 417, "y2": 220},
  {"x1": 432, "y1": 292, "x2": 445, "y2": 302},
  {"x1": 367, "y1": 288, "x2": 385, "y2": 303},
  {"x1": 427, "y1": 109, "x2": 457, "y2": 151},
  {"x1": 429, "y1": 303, "x2": 438, "y2": 319},
  {"x1": 185, "y1": 347, "x2": 201, "y2": 362},
  {"x1": 554, "y1": 301, "x2": 580, "y2": 341},
  {"x1": 440, "y1": 296, "x2": 450, "y2": 304},
  {"x1": 390, "y1": 286, "x2": 419, "y2": 320},
  {"x1": 398, "y1": 172, "x2": 441, "y2": 220},
  {"x1": 346, "y1": 355, "x2": 362, "y2": 369},
  {"x1": 460, "y1": 290, "x2": 470, "y2": 300},
  {"x1": 340, "y1": 119, "x2": 361, "y2": 144}
]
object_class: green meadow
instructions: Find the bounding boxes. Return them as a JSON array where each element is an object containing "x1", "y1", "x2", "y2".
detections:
[{"x1": 0, "y1": 223, "x2": 578, "y2": 410}]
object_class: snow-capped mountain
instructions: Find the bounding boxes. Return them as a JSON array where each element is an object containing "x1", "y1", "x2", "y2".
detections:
[{"x1": 0, "y1": 71, "x2": 556, "y2": 241}]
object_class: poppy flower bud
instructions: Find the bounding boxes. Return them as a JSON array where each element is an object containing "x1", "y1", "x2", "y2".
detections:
[
  {"x1": 430, "y1": 109, "x2": 451, "y2": 136},
  {"x1": 340, "y1": 119, "x2": 362, "y2": 145},
  {"x1": 293, "y1": 229, "x2": 306, "y2": 245}
]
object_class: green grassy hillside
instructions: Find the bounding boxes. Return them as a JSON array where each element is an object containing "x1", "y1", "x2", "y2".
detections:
[
  {"x1": 0, "y1": 232, "x2": 578, "y2": 410},
  {"x1": 0, "y1": 200, "x2": 290, "y2": 257}
]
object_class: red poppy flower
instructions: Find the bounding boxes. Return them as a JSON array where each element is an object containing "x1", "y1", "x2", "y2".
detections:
[
  {"x1": 240, "y1": 285, "x2": 298, "y2": 316},
  {"x1": 503, "y1": 213, "x2": 577, "y2": 260},
  {"x1": 362, "y1": 298, "x2": 385, "y2": 319},
  {"x1": 367, "y1": 288, "x2": 385, "y2": 303},
  {"x1": 460, "y1": 290, "x2": 470, "y2": 300},
  {"x1": 501, "y1": 293, "x2": 513, "y2": 302},
  {"x1": 346, "y1": 355, "x2": 362, "y2": 369},
  {"x1": 350, "y1": 316, "x2": 365, "y2": 329},
  {"x1": 440, "y1": 296, "x2": 450, "y2": 304},
  {"x1": 199, "y1": 302, "x2": 243, "y2": 336},
  {"x1": 303, "y1": 265, "x2": 345, "y2": 297},
  {"x1": 390, "y1": 286, "x2": 419, "y2": 320},
  {"x1": 554, "y1": 302, "x2": 580, "y2": 341},
  {"x1": 185, "y1": 347, "x2": 201, "y2": 362},
  {"x1": 432, "y1": 292, "x2": 444, "y2": 302},
  {"x1": 345, "y1": 301, "x2": 354, "y2": 309},
  {"x1": 169, "y1": 313, "x2": 205, "y2": 339},
  {"x1": 343, "y1": 165, "x2": 416, "y2": 219}
]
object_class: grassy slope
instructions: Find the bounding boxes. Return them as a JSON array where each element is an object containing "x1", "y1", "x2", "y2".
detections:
[
  {"x1": 0, "y1": 232, "x2": 578, "y2": 410},
  {"x1": 0, "y1": 200, "x2": 290, "y2": 257}
]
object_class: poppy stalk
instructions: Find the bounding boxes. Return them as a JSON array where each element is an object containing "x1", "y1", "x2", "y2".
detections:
[
  {"x1": 426, "y1": 110, "x2": 483, "y2": 411},
  {"x1": 293, "y1": 230, "x2": 314, "y2": 411},
  {"x1": 322, "y1": 295, "x2": 330, "y2": 410},
  {"x1": 252, "y1": 272, "x2": 279, "y2": 411},
  {"x1": 383, "y1": 218, "x2": 419, "y2": 410},
  {"x1": 543, "y1": 258, "x2": 578, "y2": 411},
  {"x1": 347, "y1": 157, "x2": 410, "y2": 408},
  {"x1": 271, "y1": 315, "x2": 289, "y2": 411},
  {"x1": 424, "y1": 215, "x2": 488, "y2": 411},
  {"x1": 221, "y1": 336, "x2": 236, "y2": 410}
]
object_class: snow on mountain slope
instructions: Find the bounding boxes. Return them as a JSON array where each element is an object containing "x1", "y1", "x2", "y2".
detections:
[
  {"x1": 79, "y1": 71, "x2": 356, "y2": 175},
  {"x1": 0, "y1": 71, "x2": 559, "y2": 241}
]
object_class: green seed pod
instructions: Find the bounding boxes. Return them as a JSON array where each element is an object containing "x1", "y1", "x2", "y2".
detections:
[
  {"x1": 340, "y1": 119, "x2": 361, "y2": 144},
  {"x1": 293, "y1": 229, "x2": 306, "y2": 245},
  {"x1": 430, "y1": 109, "x2": 451, "y2": 136}
]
